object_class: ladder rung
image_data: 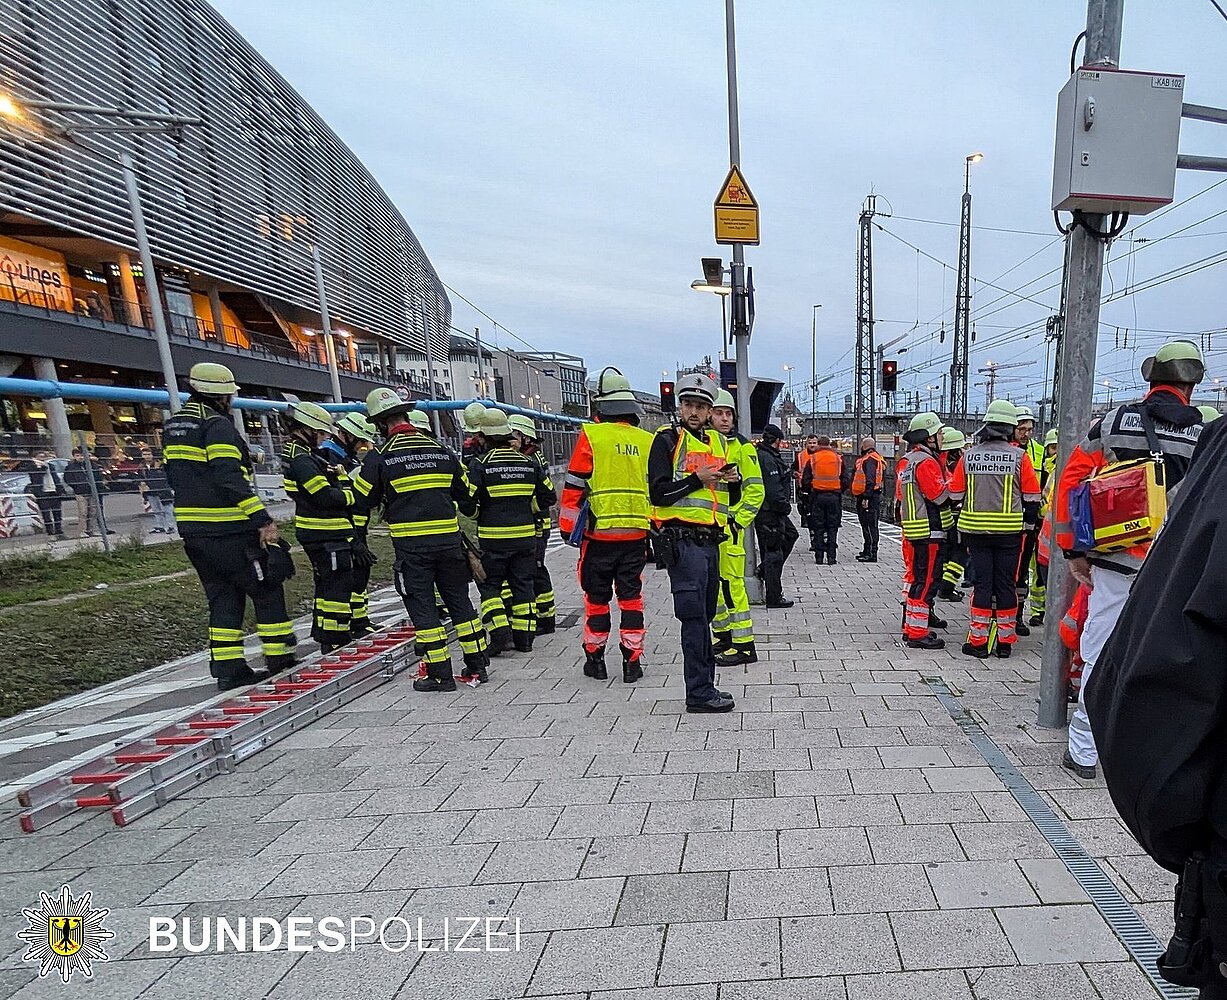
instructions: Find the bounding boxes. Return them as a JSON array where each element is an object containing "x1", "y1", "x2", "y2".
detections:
[
  {"x1": 70, "y1": 772, "x2": 126, "y2": 784},
  {"x1": 248, "y1": 692, "x2": 297, "y2": 703},
  {"x1": 222, "y1": 705, "x2": 269, "y2": 715},
  {"x1": 112, "y1": 752, "x2": 173, "y2": 764},
  {"x1": 187, "y1": 719, "x2": 242, "y2": 728},
  {"x1": 154, "y1": 734, "x2": 211, "y2": 744},
  {"x1": 74, "y1": 795, "x2": 113, "y2": 808}
]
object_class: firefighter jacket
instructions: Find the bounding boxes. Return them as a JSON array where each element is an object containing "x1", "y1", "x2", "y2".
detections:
[
  {"x1": 1053, "y1": 386, "x2": 1203, "y2": 573},
  {"x1": 756, "y1": 441, "x2": 793, "y2": 516},
  {"x1": 801, "y1": 447, "x2": 844, "y2": 493},
  {"x1": 559, "y1": 421, "x2": 653, "y2": 541},
  {"x1": 163, "y1": 397, "x2": 271, "y2": 538},
  {"x1": 726, "y1": 432, "x2": 765, "y2": 531},
  {"x1": 523, "y1": 446, "x2": 554, "y2": 538},
  {"x1": 851, "y1": 451, "x2": 883, "y2": 497},
  {"x1": 281, "y1": 438, "x2": 354, "y2": 543},
  {"x1": 648, "y1": 426, "x2": 730, "y2": 528},
  {"x1": 947, "y1": 433, "x2": 1041, "y2": 535},
  {"x1": 462, "y1": 446, "x2": 556, "y2": 551},
  {"x1": 1084, "y1": 418, "x2": 1227, "y2": 873},
  {"x1": 896, "y1": 445, "x2": 948, "y2": 541},
  {"x1": 1021, "y1": 437, "x2": 1044, "y2": 477},
  {"x1": 351, "y1": 426, "x2": 470, "y2": 550}
]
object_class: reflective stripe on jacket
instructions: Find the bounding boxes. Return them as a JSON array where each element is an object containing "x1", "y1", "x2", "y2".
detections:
[
  {"x1": 897, "y1": 447, "x2": 948, "y2": 541},
  {"x1": 650, "y1": 427, "x2": 730, "y2": 527},
  {"x1": 948, "y1": 440, "x2": 1041, "y2": 535},
  {"x1": 281, "y1": 438, "x2": 354, "y2": 542}
]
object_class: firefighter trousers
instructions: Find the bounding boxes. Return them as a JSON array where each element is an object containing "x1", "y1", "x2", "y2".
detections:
[
  {"x1": 394, "y1": 542, "x2": 488, "y2": 671},
  {"x1": 534, "y1": 530, "x2": 555, "y2": 632},
  {"x1": 902, "y1": 538, "x2": 941, "y2": 639},
  {"x1": 184, "y1": 534, "x2": 296, "y2": 680},
  {"x1": 351, "y1": 561, "x2": 373, "y2": 633},
  {"x1": 479, "y1": 545, "x2": 537, "y2": 651},
  {"x1": 713, "y1": 523, "x2": 754, "y2": 650},
  {"x1": 941, "y1": 526, "x2": 968, "y2": 592},
  {"x1": 301, "y1": 540, "x2": 355, "y2": 648},
  {"x1": 578, "y1": 537, "x2": 646, "y2": 660},
  {"x1": 966, "y1": 535, "x2": 1020, "y2": 647}
]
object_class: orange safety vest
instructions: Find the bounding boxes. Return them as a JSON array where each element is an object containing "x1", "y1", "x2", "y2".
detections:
[
  {"x1": 796, "y1": 449, "x2": 817, "y2": 483},
  {"x1": 811, "y1": 448, "x2": 842, "y2": 491},
  {"x1": 851, "y1": 450, "x2": 882, "y2": 496}
]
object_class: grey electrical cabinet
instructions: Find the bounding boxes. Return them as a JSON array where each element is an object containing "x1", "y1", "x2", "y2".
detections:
[{"x1": 1052, "y1": 67, "x2": 1184, "y2": 216}]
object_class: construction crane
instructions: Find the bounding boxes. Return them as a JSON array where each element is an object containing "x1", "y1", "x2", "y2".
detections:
[{"x1": 977, "y1": 360, "x2": 1035, "y2": 405}]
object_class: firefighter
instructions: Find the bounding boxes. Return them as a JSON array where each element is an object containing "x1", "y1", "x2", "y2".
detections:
[
  {"x1": 648, "y1": 372, "x2": 740, "y2": 712},
  {"x1": 559, "y1": 367, "x2": 654, "y2": 681},
  {"x1": 464, "y1": 408, "x2": 557, "y2": 656},
  {"x1": 508, "y1": 413, "x2": 557, "y2": 636},
  {"x1": 851, "y1": 436, "x2": 883, "y2": 563},
  {"x1": 709, "y1": 389, "x2": 764, "y2": 667},
  {"x1": 795, "y1": 434, "x2": 819, "y2": 535},
  {"x1": 353, "y1": 387, "x2": 490, "y2": 692},
  {"x1": 1054, "y1": 339, "x2": 1206, "y2": 778},
  {"x1": 1027, "y1": 427, "x2": 1059, "y2": 627},
  {"x1": 802, "y1": 435, "x2": 846, "y2": 565},
  {"x1": 462, "y1": 402, "x2": 488, "y2": 463},
  {"x1": 948, "y1": 400, "x2": 1041, "y2": 660},
  {"x1": 896, "y1": 411, "x2": 950, "y2": 649},
  {"x1": 1199, "y1": 404, "x2": 1222, "y2": 424},
  {"x1": 754, "y1": 424, "x2": 798, "y2": 608},
  {"x1": 165, "y1": 363, "x2": 296, "y2": 690},
  {"x1": 1011, "y1": 404, "x2": 1044, "y2": 636},
  {"x1": 281, "y1": 401, "x2": 358, "y2": 653},
  {"x1": 325, "y1": 411, "x2": 380, "y2": 636},
  {"x1": 937, "y1": 427, "x2": 968, "y2": 601}
]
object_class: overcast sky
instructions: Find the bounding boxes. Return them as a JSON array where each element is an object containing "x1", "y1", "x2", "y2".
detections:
[{"x1": 213, "y1": 0, "x2": 1227, "y2": 411}]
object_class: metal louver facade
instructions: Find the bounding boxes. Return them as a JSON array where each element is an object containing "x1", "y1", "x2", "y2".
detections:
[{"x1": 0, "y1": 0, "x2": 449, "y2": 366}]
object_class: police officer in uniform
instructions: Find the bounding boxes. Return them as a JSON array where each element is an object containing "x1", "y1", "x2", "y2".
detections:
[
  {"x1": 559, "y1": 368, "x2": 654, "y2": 682},
  {"x1": 281, "y1": 401, "x2": 357, "y2": 653},
  {"x1": 508, "y1": 413, "x2": 557, "y2": 636},
  {"x1": 165, "y1": 363, "x2": 297, "y2": 690},
  {"x1": 648, "y1": 373, "x2": 739, "y2": 712},
  {"x1": 326, "y1": 411, "x2": 380, "y2": 636},
  {"x1": 753, "y1": 424, "x2": 798, "y2": 608},
  {"x1": 353, "y1": 387, "x2": 490, "y2": 691},
  {"x1": 709, "y1": 390, "x2": 764, "y2": 666},
  {"x1": 896, "y1": 411, "x2": 950, "y2": 650},
  {"x1": 464, "y1": 409, "x2": 556, "y2": 655}
]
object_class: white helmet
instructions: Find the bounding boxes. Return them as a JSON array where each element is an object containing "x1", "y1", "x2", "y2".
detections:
[{"x1": 676, "y1": 372, "x2": 718, "y2": 404}]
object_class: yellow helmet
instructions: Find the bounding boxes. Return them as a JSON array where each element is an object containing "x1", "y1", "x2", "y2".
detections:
[
  {"x1": 365, "y1": 386, "x2": 414, "y2": 421},
  {"x1": 984, "y1": 399, "x2": 1019, "y2": 427},
  {"x1": 463, "y1": 401, "x2": 488, "y2": 433},
  {"x1": 939, "y1": 427, "x2": 966, "y2": 451},
  {"x1": 407, "y1": 409, "x2": 432, "y2": 431},
  {"x1": 1142, "y1": 339, "x2": 1206, "y2": 385},
  {"x1": 335, "y1": 411, "x2": 376, "y2": 442},
  {"x1": 478, "y1": 408, "x2": 513, "y2": 438},
  {"x1": 188, "y1": 362, "x2": 238, "y2": 396},
  {"x1": 1198, "y1": 404, "x2": 1222, "y2": 424},
  {"x1": 713, "y1": 389, "x2": 736, "y2": 411},
  {"x1": 285, "y1": 400, "x2": 334, "y2": 432},
  {"x1": 907, "y1": 411, "x2": 942, "y2": 436},
  {"x1": 508, "y1": 413, "x2": 538, "y2": 439}
]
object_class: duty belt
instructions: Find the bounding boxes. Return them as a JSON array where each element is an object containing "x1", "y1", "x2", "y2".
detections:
[{"x1": 660, "y1": 524, "x2": 726, "y2": 546}]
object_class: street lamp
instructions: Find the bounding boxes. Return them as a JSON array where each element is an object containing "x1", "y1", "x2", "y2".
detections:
[
  {"x1": 691, "y1": 277, "x2": 732, "y2": 352},
  {"x1": 964, "y1": 151, "x2": 984, "y2": 194}
]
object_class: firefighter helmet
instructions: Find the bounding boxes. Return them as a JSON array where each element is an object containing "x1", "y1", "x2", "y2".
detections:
[
  {"x1": 1044, "y1": 428, "x2": 1060, "y2": 446},
  {"x1": 713, "y1": 389, "x2": 736, "y2": 411},
  {"x1": 407, "y1": 408, "x2": 432, "y2": 431},
  {"x1": 335, "y1": 411, "x2": 376, "y2": 442},
  {"x1": 285, "y1": 400, "x2": 334, "y2": 432},
  {"x1": 593, "y1": 367, "x2": 641, "y2": 417},
  {"x1": 188, "y1": 362, "x2": 239, "y2": 397},
  {"x1": 479, "y1": 408, "x2": 513, "y2": 438},
  {"x1": 1142, "y1": 339, "x2": 1205, "y2": 386},
  {"x1": 365, "y1": 386, "x2": 414, "y2": 421},
  {"x1": 676, "y1": 372, "x2": 718, "y2": 404},
  {"x1": 984, "y1": 399, "x2": 1019, "y2": 427},
  {"x1": 463, "y1": 401, "x2": 487, "y2": 433},
  {"x1": 907, "y1": 411, "x2": 942, "y2": 436},
  {"x1": 939, "y1": 427, "x2": 966, "y2": 451},
  {"x1": 1198, "y1": 405, "x2": 1222, "y2": 423},
  {"x1": 508, "y1": 413, "x2": 539, "y2": 439},
  {"x1": 1014, "y1": 404, "x2": 1036, "y2": 425}
]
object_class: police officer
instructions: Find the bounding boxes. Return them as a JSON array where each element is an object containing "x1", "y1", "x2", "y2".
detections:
[
  {"x1": 897, "y1": 411, "x2": 950, "y2": 650},
  {"x1": 559, "y1": 367, "x2": 654, "y2": 682},
  {"x1": 327, "y1": 411, "x2": 380, "y2": 637},
  {"x1": 936, "y1": 427, "x2": 968, "y2": 600},
  {"x1": 281, "y1": 401, "x2": 356, "y2": 653},
  {"x1": 508, "y1": 413, "x2": 557, "y2": 636},
  {"x1": 353, "y1": 387, "x2": 490, "y2": 691},
  {"x1": 948, "y1": 400, "x2": 1041, "y2": 659},
  {"x1": 648, "y1": 373, "x2": 739, "y2": 712},
  {"x1": 165, "y1": 363, "x2": 296, "y2": 690},
  {"x1": 709, "y1": 389, "x2": 764, "y2": 667},
  {"x1": 754, "y1": 424, "x2": 798, "y2": 608},
  {"x1": 851, "y1": 436, "x2": 884, "y2": 563}
]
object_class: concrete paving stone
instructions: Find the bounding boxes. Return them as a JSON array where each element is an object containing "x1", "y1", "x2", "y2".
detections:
[
  {"x1": 425, "y1": 759, "x2": 522, "y2": 787},
  {"x1": 779, "y1": 827, "x2": 872, "y2": 868},
  {"x1": 830, "y1": 863, "x2": 937, "y2": 913},
  {"x1": 151, "y1": 821, "x2": 292, "y2": 861},
  {"x1": 581, "y1": 834, "x2": 686, "y2": 877},
  {"x1": 845, "y1": 969, "x2": 974, "y2": 1000},
  {"x1": 258, "y1": 766, "x2": 362, "y2": 794},
  {"x1": 267, "y1": 946, "x2": 415, "y2": 999},
  {"x1": 658, "y1": 917, "x2": 780, "y2": 984},
  {"x1": 527, "y1": 776, "x2": 620, "y2": 807},
  {"x1": 804, "y1": 747, "x2": 884, "y2": 770},
  {"x1": 551, "y1": 802, "x2": 649, "y2": 839},
  {"x1": 772, "y1": 770, "x2": 853, "y2": 797},
  {"x1": 923, "y1": 768, "x2": 1004, "y2": 794},
  {"x1": 739, "y1": 748, "x2": 814, "y2": 772},
  {"x1": 952, "y1": 822, "x2": 1055, "y2": 861},
  {"x1": 90, "y1": 901, "x2": 195, "y2": 960},
  {"x1": 771, "y1": 727, "x2": 842, "y2": 749},
  {"x1": 453, "y1": 806, "x2": 562, "y2": 844},
  {"x1": 630, "y1": 732, "x2": 710, "y2": 753},
  {"x1": 1066, "y1": 817, "x2": 1146, "y2": 856},
  {"x1": 260, "y1": 848, "x2": 397, "y2": 897},
  {"x1": 890, "y1": 909, "x2": 1016, "y2": 970},
  {"x1": 727, "y1": 867, "x2": 832, "y2": 919},
  {"x1": 1015, "y1": 858, "x2": 1090, "y2": 904},
  {"x1": 261, "y1": 816, "x2": 382, "y2": 855},
  {"x1": 967, "y1": 963, "x2": 1100, "y2": 1000},
  {"x1": 994, "y1": 903, "x2": 1127, "y2": 964},
  {"x1": 703, "y1": 729, "x2": 776, "y2": 750},
  {"x1": 878, "y1": 746, "x2": 953, "y2": 768},
  {"x1": 0, "y1": 830, "x2": 87, "y2": 874},
  {"x1": 1105, "y1": 854, "x2": 1176, "y2": 902},
  {"x1": 139, "y1": 951, "x2": 301, "y2": 999},
  {"x1": 1083, "y1": 961, "x2": 1165, "y2": 1000},
  {"x1": 732, "y1": 796, "x2": 819, "y2": 831},
  {"x1": 412, "y1": 740, "x2": 500, "y2": 765},
  {"x1": 586, "y1": 752, "x2": 668, "y2": 776},
  {"x1": 971, "y1": 792, "x2": 1029, "y2": 823},
  {"x1": 488, "y1": 736, "x2": 574, "y2": 758},
  {"x1": 474, "y1": 719, "x2": 553, "y2": 740},
  {"x1": 742, "y1": 711, "x2": 807, "y2": 732},
  {"x1": 330, "y1": 724, "x2": 420, "y2": 747},
  {"x1": 802, "y1": 710, "x2": 869, "y2": 730},
  {"x1": 258, "y1": 789, "x2": 375, "y2": 822},
  {"x1": 592, "y1": 987, "x2": 717, "y2": 1000},
  {"x1": 172, "y1": 794, "x2": 290, "y2": 826},
  {"x1": 611, "y1": 773, "x2": 699, "y2": 803},
  {"x1": 782, "y1": 912, "x2": 901, "y2": 976},
  {"x1": 346, "y1": 763, "x2": 444, "y2": 789},
  {"x1": 660, "y1": 749, "x2": 739, "y2": 774},
  {"x1": 361, "y1": 811, "x2": 477, "y2": 849},
  {"x1": 403, "y1": 882, "x2": 521, "y2": 936},
  {"x1": 838, "y1": 727, "x2": 908, "y2": 747},
  {"x1": 849, "y1": 767, "x2": 929, "y2": 795},
  {"x1": 476, "y1": 838, "x2": 590, "y2": 884},
  {"x1": 400, "y1": 930, "x2": 546, "y2": 1000},
  {"x1": 0, "y1": 971, "x2": 35, "y2": 998},
  {"x1": 512, "y1": 875, "x2": 624, "y2": 931},
  {"x1": 529, "y1": 925, "x2": 665, "y2": 994},
  {"x1": 615, "y1": 871, "x2": 728, "y2": 925},
  {"x1": 438, "y1": 778, "x2": 540, "y2": 811},
  {"x1": 54, "y1": 861, "x2": 188, "y2": 909},
  {"x1": 925, "y1": 861, "x2": 1040, "y2": 909},
  {"x1": 817, "y1": 794, "x2": 902, "y2": 828},
  {"x1": 349, "y1": 785, "x2": 457, "y2": 816},
  {"x1": 695, "y1": 771, "x2": 775, "y2": 800},
  {"x1": 1047, "y1": 786, "x2": 1131, "y2": 821},
  {"x1": 509, "y1": 755, "x2": 595, "y2": 781},
  {"x1": 683, "y1": 830, "x2": 778, "y2": 872},
  {"x1": 146, "y1": 856, "x2": 292, "y2": 904},
  {"x1": 6, "y1": 957, "x2": 176, "y2": 1000},
  {"x1": 868, "y1": 824, "x2": 967, "y2": 864},
  {"x1": 861, "y1": 710, "x2": 929, "y2": 729},
  {"x1": 642, "y1": 800, "x2": 733, "y2": 834}
]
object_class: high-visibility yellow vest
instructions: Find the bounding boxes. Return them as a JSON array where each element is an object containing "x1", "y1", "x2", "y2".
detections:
[
  {"x1": 897, "y1": 449, "x2": 946, "y2": 541},
  {"x1": 652, "y1": 428, "x2": 730, "y2": 527},
  {"x1": 959, "y1": 440, "x2": 1029, "y2": 534},
  {"x1": 585, "y1": 421, "x2": 653, "y2": 537}
]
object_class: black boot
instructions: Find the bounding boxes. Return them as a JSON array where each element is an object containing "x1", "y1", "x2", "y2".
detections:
[
  {"x1": 712, "y1": 630, "x2": 734, "y2": 654},
  {"x1": 1015, "y1": 622, "x2": 1031, "y2": 637},
  {"x1": 512, "y1": 632, "x2": 534, "y2": 653},
  {"x1": 715, "y1": 644, "x2": 758, "y2": 667},
  {"x1": 583, "y1": 648, "x2": 608, "y2": 680},
  {"x1": 620, "y1": 645, "x2": 643, "y2": 683},
  {"x1": 461, "y1": 651, "x2": 490, "y2": 685},
  {"x1": 263, "y1": 654, "x2": 297, "y2": 676},
  {"x1": 536, "y1": 615, "x2": 556, "y2": 635},
  {"x1": 1030, "y1": 612, "x2": 1045, "y2": 627},
  {"x1": 995, "y1": 643, "x2": 1013, "y2": 659},
  {"x1": 827, "y1": 553, "x2": 837, "y2": 566},
  {"x1": 217, "y1": 664, "x2": 269, "y2": 692},
  {"x1": 961, "y1": 642, "x2": 990, "y2": 659},
  {"x1": 905, "y1": 634, "x2": 945, "y2": 650},
  {"x1": 487, "y1": 626, "x2": 511, "y2": 657},
  {"x1": 413, "y1": 661, "x2": 458, "y2": 693},
  {"x1": 928, "y1": 610, "x2": 948, "y2": 630},
  {"x1": 350, "y1": 618, "x2": 378, "y2": 639}
]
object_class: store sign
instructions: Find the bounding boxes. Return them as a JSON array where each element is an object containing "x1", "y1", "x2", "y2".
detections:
[{"x1": 0, "y1": 236, "x2": 71, "y2": 311}]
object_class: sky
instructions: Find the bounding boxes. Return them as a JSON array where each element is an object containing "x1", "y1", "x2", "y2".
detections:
[{"x1": 211, "y1": 0, "x2": 1227, "y2": 412}]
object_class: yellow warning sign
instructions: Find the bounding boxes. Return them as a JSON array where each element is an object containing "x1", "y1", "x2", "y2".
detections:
[{"x1": 714, "y1": 165, "x2": 759, "y2": 245}]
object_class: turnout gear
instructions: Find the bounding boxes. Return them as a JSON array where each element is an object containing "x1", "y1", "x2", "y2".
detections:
[
  {"x1": 188, "y1": 362, "x2": 239, "y2": 397},
  {"x1": 754, "y1": 434, "x2": 798, "y2": 606},
  {"x1": 938, "y1": 431, "x2": 967, "y2": 597},
  {"x1": 712, "y1": 427, "x2": 764, "y2": 663},
  {"x1": 329, "y1": 417, "x2": 378, "y2": 635},
  {"x1": 335, "y1": 411, "x2": 377, "y2": 442},
  {"x1": 592, "y1": 367, "x2": 642, "y2": 417},
  {"x1": 896, "y1": 442, "x2": 948, "y2": 643},
  {"x1": 284, "y1": 400, "x2": 334, "y2": 433}
]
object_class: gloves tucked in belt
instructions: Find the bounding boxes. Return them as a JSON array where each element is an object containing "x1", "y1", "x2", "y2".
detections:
[{"x1": 352, "y1": 537, "x2": 378, "y2": 568}]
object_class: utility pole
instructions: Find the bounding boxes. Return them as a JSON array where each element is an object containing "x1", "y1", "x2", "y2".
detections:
[
  {"x1": 310, "y1": 246, "x2": 343, "y2": 404},
  {"x1": 854, "y1": 196, "x2": 877, "y2": 441},
  {"x1": 949, "y1": 153, "x2": 982, "y2": 424},
  {"x1": 1046, "y1": 234, "x2": 1074, "y2": 426},
  {"x1": 474, "y1": 327, "x2": 488, "y2": 399},
  {"x1": 1038, "y1": 0, "x2": 1124, "y2": 730}
]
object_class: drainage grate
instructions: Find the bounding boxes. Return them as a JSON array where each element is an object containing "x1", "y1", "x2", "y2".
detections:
[{"x1": 924, "y1": 677, "x2": 1196, "y2": 1000}]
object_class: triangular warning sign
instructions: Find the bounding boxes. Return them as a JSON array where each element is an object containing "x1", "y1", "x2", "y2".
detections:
[{"x1": 715, "y1": 165, "x2": 757, "y2": 208}]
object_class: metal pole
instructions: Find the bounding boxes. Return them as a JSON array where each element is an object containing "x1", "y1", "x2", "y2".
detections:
[
  {"x1": 474, "y1": 327, "x2": 488, "y2": 400},
  {"x1": 410, "y1": 294, "x2": 441, "y2": 436},
  {"x1": 120, "y1": 151, "x2": 179, "y2": 410},
  {"x1": 724, "y1": 0, "x2": 762, "y2": 604},
  {"x1": 1038, "y1": 0, "x2": 1124, "y2": 730},
  {"x1": 77, "y1": 430, "x2": 111, "y2": 555},
  {"x1": 811, "y1": 305, "x2": 818, "y2": 435},
  {"x1": 951, "y1": 187, "x2": 973, "y2": 423},
  {"x1": 310, "y1": 246, "x2": 343, "y2": 403}
]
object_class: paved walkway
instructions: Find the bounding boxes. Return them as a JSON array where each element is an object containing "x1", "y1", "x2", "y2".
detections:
[{"x1": 0, "y1": 520, "x2": 1174, "y2": 999}]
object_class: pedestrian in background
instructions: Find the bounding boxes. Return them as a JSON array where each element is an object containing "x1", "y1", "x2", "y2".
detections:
[
  {"x1": 140, "y1": 449, "x2": 176, "y2": 535},
  {"x1": 65, "y1": 446, "x2": 110, "y2": 537},
  {"x1": 22, "y1": 451, "x2": 67, "y2": 537},
  {"x1": 896, "y1": 412, "x2": 949, "y2": 650},
  {"x1": 851, "y1": 436, "x2": 883, "y2": 563},
  {"x1": 802, "y1": 435, "x2": 846, "y2": 564},
  {"x1": 794, "y1": 434, "x2": 819, "y2": 535}
]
